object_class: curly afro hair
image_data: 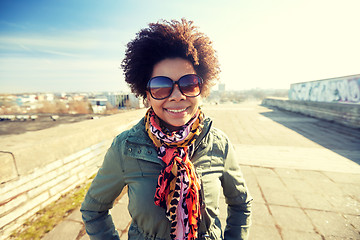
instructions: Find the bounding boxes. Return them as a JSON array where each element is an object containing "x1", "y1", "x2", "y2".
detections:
[{"x1": 121, "y1": 18, "x2": 220, "y2": 99}]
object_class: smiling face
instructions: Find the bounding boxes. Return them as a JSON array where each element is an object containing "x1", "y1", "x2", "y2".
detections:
[{"x1": 146, "y1": 58, "x2": 201, "y2": 131}]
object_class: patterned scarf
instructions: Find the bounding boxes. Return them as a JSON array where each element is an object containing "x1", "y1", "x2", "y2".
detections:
[{"x1": 145, "y1": 108, "x2": 204, "y2": 240}]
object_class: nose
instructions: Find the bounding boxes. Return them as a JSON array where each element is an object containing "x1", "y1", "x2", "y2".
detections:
[{"x1": 168, "y1": 84, "x2": 186, "y2": 101}]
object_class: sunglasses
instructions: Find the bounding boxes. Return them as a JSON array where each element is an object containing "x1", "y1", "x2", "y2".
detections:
[{"x1": 147, "y1": 74, "x2": 203, "y2": 100}]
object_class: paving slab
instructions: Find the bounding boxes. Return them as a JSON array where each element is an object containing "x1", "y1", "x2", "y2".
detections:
[
  {"x1": 268, "y1": 205, "x2": 315, "y2": 233},
  {"x1": 261, "y1": 188, "x2": 300, "y2": 207},
  {"x1": 281, "y1": 177, "x2": 318, "y2": 194},
  {"x1": 344, "y1": 214, "x2": 360, "y2": 230},
  {"x1": 42, "y1": 217, "x2": 83, "y2": 240},
  {"x1": 251, "y1": 203, "x2": 274, "y2": 226},
  {"x1": 249, "y1": 224, "x2": 282, "y2": 240},
  {"x1": 281, "y1": 230, "x2": 323, "y2": 240},
  {"x1": 305, "y1": 209, "x2": 360, "y2": 239},
  {"x1": 293, "y1": 192, "x2": 334, "y2": 211}
]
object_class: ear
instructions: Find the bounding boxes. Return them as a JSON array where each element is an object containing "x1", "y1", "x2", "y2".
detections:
[
  {"x1": 144, "y1": 91, "x2": 151, "y2": 108},
  {"x1": 145, "y1": 91, "x2": 150, "y2": 102}
]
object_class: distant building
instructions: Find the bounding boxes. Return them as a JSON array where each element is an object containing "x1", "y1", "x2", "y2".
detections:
[
  {"x1": 35, "y1": 93, "x2": 54, "y2": 101},
  {"x1": 89, "y1": 97, "x2": 108, "y2": 114},
  {"x1": 218, "y1": 83, "x2": 225, "y2": 92},
  {"x1": 106, "y1": 92, "x2": 143, "y2": 109},
  {"x1": 73, "y1": 95, "x2": 85, "y2": 101}
]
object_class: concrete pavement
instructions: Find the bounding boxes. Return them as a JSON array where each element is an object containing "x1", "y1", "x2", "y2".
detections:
[{"x1": 42, "y1": 102, "x2": 360, "y2": 240}]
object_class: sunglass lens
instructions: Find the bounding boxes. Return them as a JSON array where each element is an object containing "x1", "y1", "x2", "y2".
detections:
[
  {"x1": 149, "y1": 77, "x2": 172, "y2": 99},
  {"x1": 179, "y1": 75, "x2": 201, "y2": 97}
]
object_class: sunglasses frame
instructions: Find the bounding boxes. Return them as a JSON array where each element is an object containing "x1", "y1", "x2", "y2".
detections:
[{"x1": 147, "y1": 74, "x2": 203, "y2": 100}]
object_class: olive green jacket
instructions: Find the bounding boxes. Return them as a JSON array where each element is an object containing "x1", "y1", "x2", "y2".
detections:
[{"x1": 81, "y1": 117, "x2": 252, "y2": 240}]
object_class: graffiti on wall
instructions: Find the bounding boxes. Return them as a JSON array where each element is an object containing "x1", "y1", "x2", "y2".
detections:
[{"x1": 289, "y1": 74, "x2": 360, "y2": 103}]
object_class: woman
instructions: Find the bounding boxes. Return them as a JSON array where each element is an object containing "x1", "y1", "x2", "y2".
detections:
[{"x1": 81, "y1": 19, "x2": 252, "y2": 240}]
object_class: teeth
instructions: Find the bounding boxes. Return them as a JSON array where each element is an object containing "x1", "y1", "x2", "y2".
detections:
[{"x1": 167, "y1": 108, "x2": 187, "y2": 113}]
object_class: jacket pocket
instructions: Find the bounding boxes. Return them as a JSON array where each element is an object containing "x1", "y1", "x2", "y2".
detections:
[
  {"x1": 137, "y1": 158, "x2": 163, "y2": 177},
  {"x1": 123, "y1": 157, "x2": 162, "y2": 179},
  {"x1": 124, "y1": 142, "x2": 164, "y2": 178}
]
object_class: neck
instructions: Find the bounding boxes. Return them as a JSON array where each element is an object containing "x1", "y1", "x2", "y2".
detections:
[{"x1": 159, "y1": 118, "x2": 182, "y2": 132}]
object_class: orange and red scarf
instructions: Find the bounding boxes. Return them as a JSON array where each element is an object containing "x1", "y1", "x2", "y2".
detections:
[{"x1": 145, "y1": 108, "x2": 204, "y2": 240}]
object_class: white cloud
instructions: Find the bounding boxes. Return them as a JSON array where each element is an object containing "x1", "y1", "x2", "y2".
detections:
[
  {"x1": 0, "y1": 57, "x2": 129, "y2": 93},
  {"x1": 0, "y1": 28, "x2": 127, "y2": 58},
  {"x1": 0, "y1": 35, "x2": 96, "y2": 50}
]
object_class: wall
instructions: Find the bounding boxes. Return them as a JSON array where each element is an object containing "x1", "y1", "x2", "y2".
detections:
[
  {"x1": 0, "y1": 141, "x2": 108, "y2": 239},
  {"x1": 262, "y1": 98, "x2": 360, "y2": 129},
  {"x1": 289, "y1": 74, "x2": 360, "y2": 103},
  {"x1": 0, "y1": 109, "x2": 146, "y2": 239}
]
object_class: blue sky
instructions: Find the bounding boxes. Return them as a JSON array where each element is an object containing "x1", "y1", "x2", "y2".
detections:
[{"x1": 0, "y1": 0, "x2": 359, "y2": 93}]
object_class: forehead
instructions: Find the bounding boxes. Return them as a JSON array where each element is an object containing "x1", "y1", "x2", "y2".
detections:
[{"x1": 151, "y1": 58, "x2": 196, "y2": 80}]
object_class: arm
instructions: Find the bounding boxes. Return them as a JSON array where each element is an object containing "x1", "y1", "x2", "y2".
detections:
[
  {"x1": 221, "y1": 140, "x2": 252, "y2": 240},
  {"x1": 81, "y1": 210, "x2": 120, "y2": 240},
  {"x1": 80, "y1": 138, "x2": 126, "y2": 240}
]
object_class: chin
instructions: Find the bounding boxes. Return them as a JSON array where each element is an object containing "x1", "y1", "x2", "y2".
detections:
[{"x1": 169, "y1": 121, "x2": 187, "y2": 127}]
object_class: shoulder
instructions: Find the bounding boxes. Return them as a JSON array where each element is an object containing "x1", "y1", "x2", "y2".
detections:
[
  {"x1": 209, "y1": 126, "x2": 229, "y2": 143},
  {"x1": 111, "y1": 117, "x2": 147, "y2": 149},
  {"x1": 210, "y1": 126, "x2": 231, "y2": 155},
  {"x1": 202, "y1": 117, "x2": 231, "y2": 155},
  {"x1": 202, "y1": 116, "x2": 230, "y2": 142}
]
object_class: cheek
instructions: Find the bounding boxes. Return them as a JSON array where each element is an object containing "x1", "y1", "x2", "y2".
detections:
[
  {"x1": 148, "y1": 98, "x2": 164, "y2": 112},
  {"x1": 191, "y1": 96, "x2": 201, "y2": 108}
]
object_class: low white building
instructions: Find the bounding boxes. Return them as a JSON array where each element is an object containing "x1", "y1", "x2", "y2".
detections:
[
  {"x1": 106, "y1": 92, "x2": 143, "y2": 109},
  {"x1": 89, "y1": 97, "x2": 108, "y2": 114}
]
